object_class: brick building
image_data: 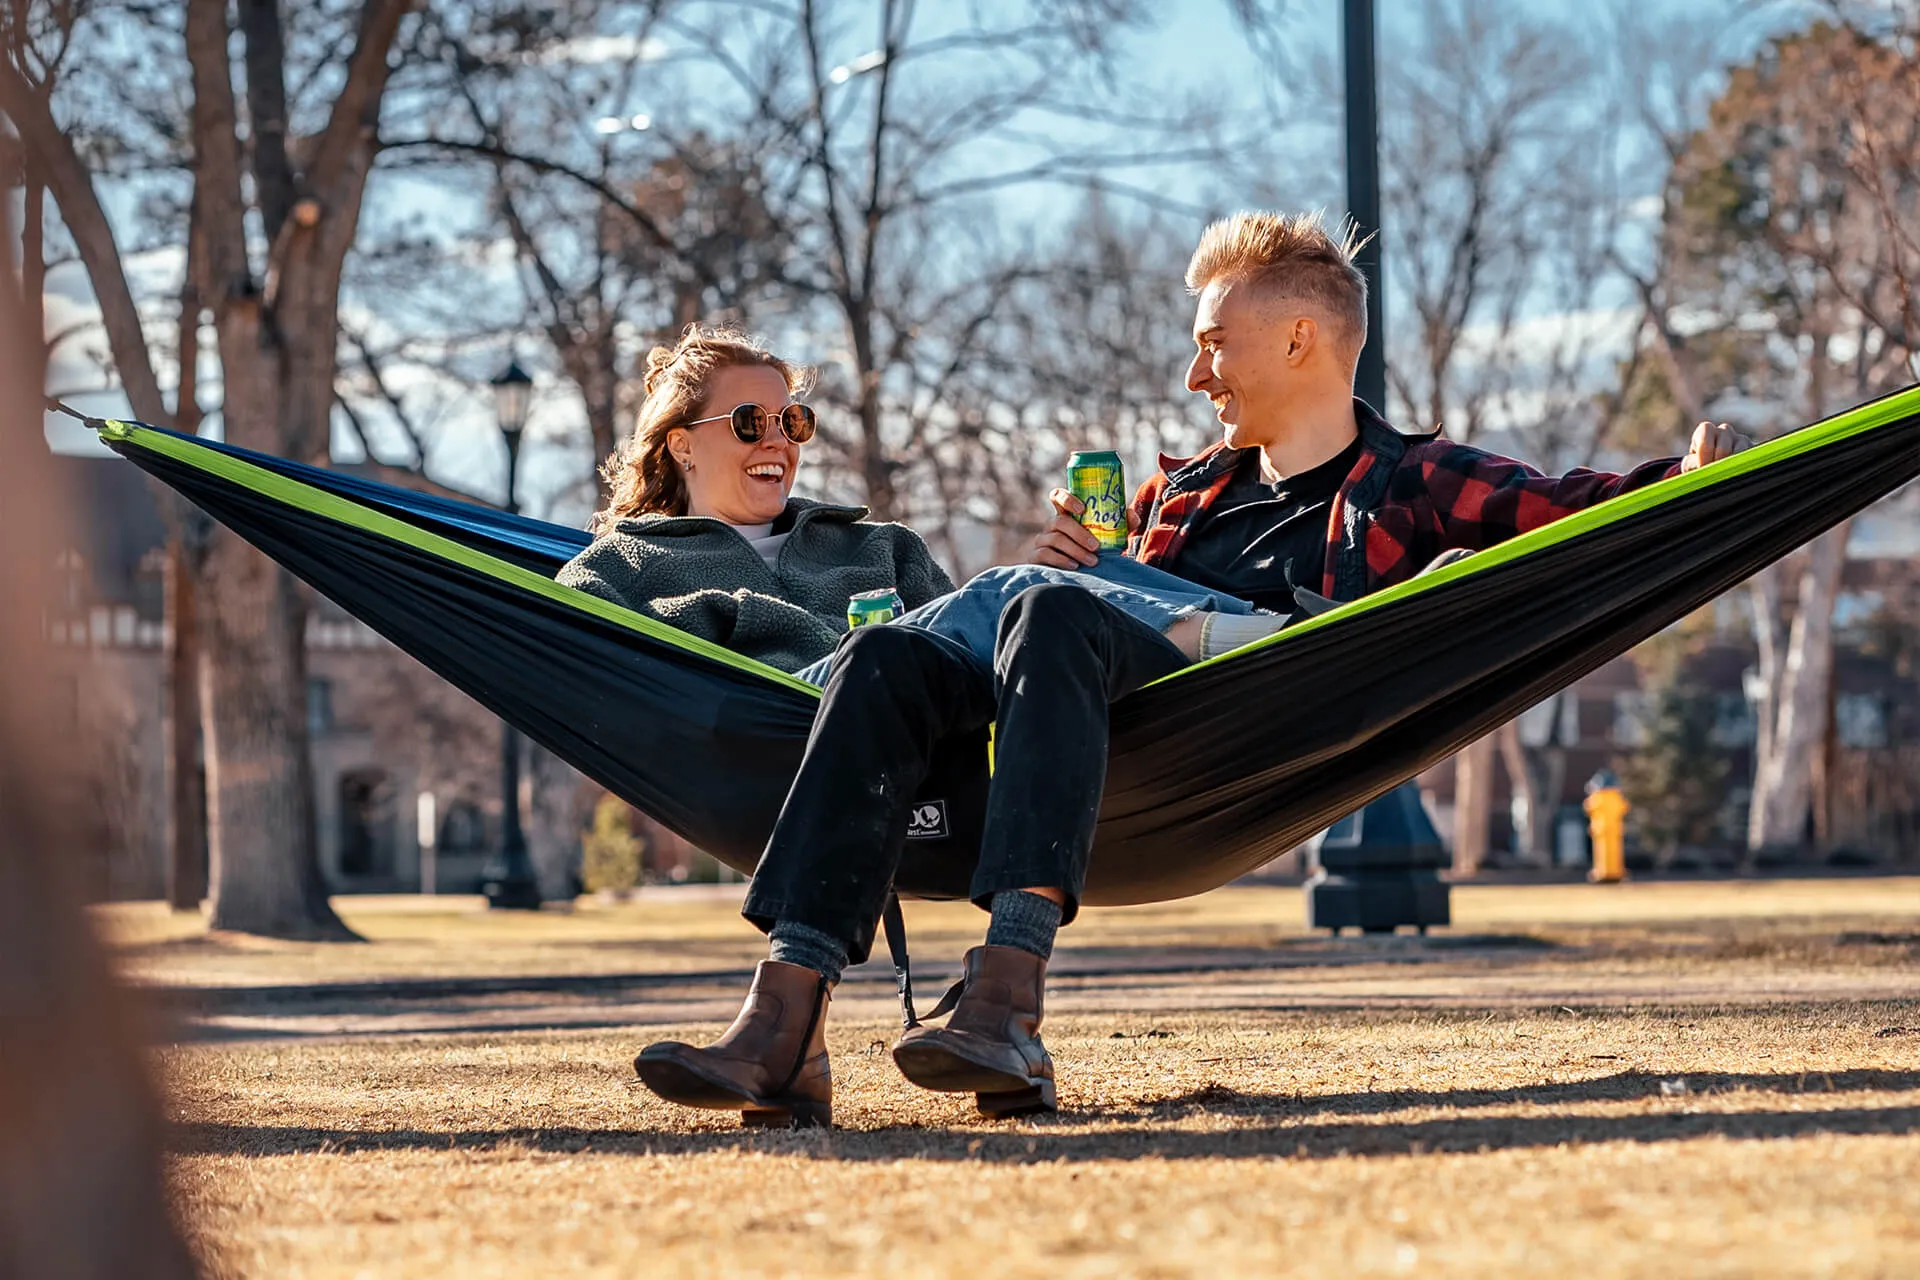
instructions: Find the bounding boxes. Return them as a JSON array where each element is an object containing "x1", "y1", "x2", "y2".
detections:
[{"x1": 45, "y1": 449, "x2": 602, "y2": 900}]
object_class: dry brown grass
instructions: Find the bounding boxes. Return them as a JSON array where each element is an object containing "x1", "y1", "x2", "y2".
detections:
[
  {"x1": 146, "y1": 880, "x2": 1920, "y2": 1278},
  {"x1": 103, "y1": 877, "x2": 1920, "y2": 987}
]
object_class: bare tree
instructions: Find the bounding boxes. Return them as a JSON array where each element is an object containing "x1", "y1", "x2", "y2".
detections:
[
  {"x1": 1376, "y1": 0, "x2": 1599, "y2": 443},
  {"x1": 915, "y1": 197, "x2": 1207, "y2": 572},
  {"x1": 1366, "y1": 0, "x2": 1630, "y2": 866},
  {"x1": 1662, "y1": 19, "x2": 1920, "y2": 856},
  {"x1": 397, "y1": 0, "x2": 1237, "y2": 526},
  {"x1": 12, "y1": 0, "x2": 416, "y2": 936},
  {"x1": 174, "y1": 0, "x2": 417, "y2": 936},
  {"x1": 400, "y1": 78, "x2": 787, "y2": 496}
]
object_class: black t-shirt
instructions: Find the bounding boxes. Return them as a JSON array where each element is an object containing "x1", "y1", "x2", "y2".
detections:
[{"x1": 1163, "y1": 436, "x2": 1363, "y2": 613}]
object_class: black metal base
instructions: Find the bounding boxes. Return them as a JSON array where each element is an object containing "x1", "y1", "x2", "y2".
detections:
[
  {"x1": 1305, "y1": 868, "x2": 1450, "y2": 935},
  {"x1": 481, "y1": 872, "x2": 543, "y2": 911}
]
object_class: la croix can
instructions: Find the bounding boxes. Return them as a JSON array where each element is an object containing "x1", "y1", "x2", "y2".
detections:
[
  {"x1": 1066, "y1": 450, "x2": 1128, "y2": 551},
  {"x1": 847, "y1": 587, "x2": 906, "y2": 629}
]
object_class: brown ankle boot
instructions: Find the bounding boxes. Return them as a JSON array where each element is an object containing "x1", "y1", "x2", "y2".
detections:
[
  {"x1": 892, "y1": 945, "x2": 1056, "y2": 1118},
  {"x1": 634, "y1": 961, "x2": 832, "y2": 1128}
]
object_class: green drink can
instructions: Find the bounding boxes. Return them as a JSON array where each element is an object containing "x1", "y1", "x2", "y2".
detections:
[
  {"x1": 1067, "y1": 450, "x2": 1128, "y2": 551},
  {"x1": 847, "y1": 587, "x2": 906, "y2": 629}
]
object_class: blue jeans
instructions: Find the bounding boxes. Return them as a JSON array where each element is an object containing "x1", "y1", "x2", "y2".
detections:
[{"x1": 794, "y1": 554, "x2": 1261, "y2": 685}]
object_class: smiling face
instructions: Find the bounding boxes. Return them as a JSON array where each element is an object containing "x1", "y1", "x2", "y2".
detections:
[
  {"x1": 1184, "y1": 278, "x2": 1319, "y2": 453},
  {"x1": 666, "y1": 364, "x2": 802, "y2": 525}
]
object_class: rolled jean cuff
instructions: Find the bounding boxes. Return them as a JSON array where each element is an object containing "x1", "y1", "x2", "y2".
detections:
[
  {"x1": 968, "y1": 867, "x2": 1081, "y2": 928},
  {"x1": 740, "y1": 893, "x2": 879, "y2": 967}
]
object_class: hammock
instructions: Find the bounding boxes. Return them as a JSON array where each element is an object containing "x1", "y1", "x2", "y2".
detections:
[{"x1": 83, "y1": 387, "x2": 1920, "y2": 906}]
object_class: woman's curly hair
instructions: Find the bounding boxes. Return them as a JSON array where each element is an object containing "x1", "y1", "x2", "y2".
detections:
[{"x1": 592, "y1": 324, "x2": 812, "y2": 531}]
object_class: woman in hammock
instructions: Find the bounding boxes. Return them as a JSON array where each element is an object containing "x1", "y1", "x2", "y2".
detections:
[{"x1": 557, "y1": 325, "x2": 1283, "y2": 685}]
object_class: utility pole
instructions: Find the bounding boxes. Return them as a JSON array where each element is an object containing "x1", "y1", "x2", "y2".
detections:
[{"x1": 1344, "y1": 0, "x2": 1387, "y2": 411}]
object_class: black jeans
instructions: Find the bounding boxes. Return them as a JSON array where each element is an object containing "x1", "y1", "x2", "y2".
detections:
[{"x1": 741, "y1": 582, "x2": 1188, "y2": 963}]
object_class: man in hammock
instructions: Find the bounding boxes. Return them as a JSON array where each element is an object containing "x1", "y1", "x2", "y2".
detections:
[{"x1": 634, "y1": 209, "x2": 1747, "y2": 1128}]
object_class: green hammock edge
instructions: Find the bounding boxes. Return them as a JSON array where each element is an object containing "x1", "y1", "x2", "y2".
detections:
[
  {"x1": 105, "y1": 380, "x2": 1919, "y2": 698},
  {"x1": 107, "y1": 421, "x2": 826, "y2": 698},
  {"x1": 1158, "y1": 382, "x2": 1920, "y2": 684}
]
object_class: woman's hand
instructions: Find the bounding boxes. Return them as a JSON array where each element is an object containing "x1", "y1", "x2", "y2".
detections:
[{"x1": 1680, "y1": 421, "x2": 1754, "y2": 472}]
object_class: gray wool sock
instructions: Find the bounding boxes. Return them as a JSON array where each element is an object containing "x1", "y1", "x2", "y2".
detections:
[
  {"x1": 985, "y1": 890, "x2": 1064, "y2": 961},
  {"x1": 768, "y1": 920, "x2": 849, "y2": 985}
]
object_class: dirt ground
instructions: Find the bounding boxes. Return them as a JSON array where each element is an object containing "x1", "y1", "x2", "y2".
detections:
[{"x1": 124, "y1": 879, "x2": 1920, "y2": 1278}]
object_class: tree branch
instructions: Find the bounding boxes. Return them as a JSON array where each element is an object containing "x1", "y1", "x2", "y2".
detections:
[
  {"x1": 0, "y1": 60, "x2": 170, "y2": 424},
  {"x1": 342, "y1": 325, "x2": 426, "y2": 469},
  {"x1": 238, "y1": 0, "x2": 296, "y2": 241}
]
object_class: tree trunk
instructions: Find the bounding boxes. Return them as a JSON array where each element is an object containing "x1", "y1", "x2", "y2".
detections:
[
  {"x1": 167, "y1": 207, "x2": 209, "y2": 912},
  {"x1": 1747, "y1": 561, "x2": 1788, "y2": 768},
  {"x1": 1496, "y1": 717, "x2": 1565, "y2": 866},
  {"x1": 1747, "y1": 520, "x2": 1852, "y2": 854},
  {"x1": 527, "y1": 744, "x2": 588, "y2": 900},
  {"x1": 848, "y1": 308, "x2": 896, "y2": 519},
  {"x1": 198, "y1": 298, "x2": 351, "y2": 938},
  {"x1": 164, "y1": 540, "x2": 207, "y2": 910},
  {"x1": 556, "y1": 330, "x2": 620, "y2": 487},
  {"x1": 22, "y1": 162, "x2": 46, "y2": 390},
  {"x1": 1451, "y1": 733, "x2": 1496, "y2": 875},
  {"x1": 183, "y1": 0, "x2": 406, "y2": 937}
]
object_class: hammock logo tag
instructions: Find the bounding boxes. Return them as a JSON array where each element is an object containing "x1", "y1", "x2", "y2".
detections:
[{"x1": 906, "y1": 800, "x2": 949, "y2": 840}]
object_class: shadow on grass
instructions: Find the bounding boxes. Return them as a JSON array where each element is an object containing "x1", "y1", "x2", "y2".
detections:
[
  {"x1": 173, "y1": 1069, "x2": 1920, "y2": 1163},
  {"x1": 1103, "y1": 1067, "x2": 1920, "y2": 1120}
]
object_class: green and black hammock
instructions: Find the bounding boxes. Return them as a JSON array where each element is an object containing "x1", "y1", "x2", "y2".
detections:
[{"x1": 82, "y1": 387, "x2": 1920, "y2": 906}]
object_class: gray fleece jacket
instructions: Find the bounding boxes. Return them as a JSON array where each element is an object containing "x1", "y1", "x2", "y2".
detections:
[{"x1": 556, "y1": 498, "x2": 955, "y2": 672}]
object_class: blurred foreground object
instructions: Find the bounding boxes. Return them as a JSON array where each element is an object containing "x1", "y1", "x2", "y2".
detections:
[
  {"x1": 1585, "y1": 770, "x2": 1630, "y2": 885},
  {"x1": 0, "y1": 231, "x2": 198, "y2": 1274}
]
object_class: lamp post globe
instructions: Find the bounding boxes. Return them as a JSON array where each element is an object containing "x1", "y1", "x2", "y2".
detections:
[
  {"x1": 490, "y1": 358, "x2": 533, "y2": 441},
  {"x1": 481, "y1": 356, "x2": 542, "y2": 910}
]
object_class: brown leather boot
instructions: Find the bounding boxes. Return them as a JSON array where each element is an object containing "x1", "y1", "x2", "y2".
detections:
[
  {"x1": 634, "y1": 960, "x2": 832, "y2": 1128},
  {"x1": 892, "y1": 945, "x2": 1056, "y2": 1118}
]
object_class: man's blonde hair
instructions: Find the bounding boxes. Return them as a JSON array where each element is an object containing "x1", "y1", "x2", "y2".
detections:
[{"x1": 1185, "y1": 210, "x2": 1369, "y2": 358}]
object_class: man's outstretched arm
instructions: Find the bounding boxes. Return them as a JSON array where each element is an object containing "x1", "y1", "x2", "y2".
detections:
[{"x1": 1424, "y1": 420, "x2": 1753, "y2": 549}]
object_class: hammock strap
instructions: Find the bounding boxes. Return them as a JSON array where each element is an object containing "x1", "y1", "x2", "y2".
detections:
[{"x1": 880, "y1": 892, "x2": 918, "y2": 1029}]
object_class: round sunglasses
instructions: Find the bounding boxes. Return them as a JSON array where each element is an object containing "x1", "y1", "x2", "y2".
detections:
[{"x1": 686, "y1": 402, "x2": 818, "y2": 445}]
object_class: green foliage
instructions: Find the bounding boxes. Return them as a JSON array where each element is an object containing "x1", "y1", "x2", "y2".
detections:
[
  {"x1": 1617, "y1": 687, "x2": 1734, "y2": 856},
  {"x1": 580, "y1": 793, "x2": 644, "y2": 895},
  {"x1": 1617, "y1": 624, "x2": 1739, "y2": 857}
]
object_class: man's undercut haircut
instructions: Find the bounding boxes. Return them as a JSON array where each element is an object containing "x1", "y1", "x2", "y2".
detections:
[{"x1": 1186, "y1": 210, "x2": 1370, "y2": 358}]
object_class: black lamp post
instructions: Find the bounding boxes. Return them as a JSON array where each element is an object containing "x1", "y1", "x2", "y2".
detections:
[
  {"x1": 1306, "y1": 781, "x2": 1452, "y2": 935},
  {"x1": 1301, "y1": 4, "x2": 1450, "y2": 938},
  {"x1": 1344, "y1": 0, "x2": 1387, "y2": 412},
  {"x1": 481, "y1": 357, "x2": 541, "y2": 911}
]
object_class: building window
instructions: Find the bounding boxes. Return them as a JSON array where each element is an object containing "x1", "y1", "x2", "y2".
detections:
[
  {"x1": 338, "y1": 768, "x2": 395, "y2": 878},
  {"x1": 306, "y1": 678, "x2": 334, "y2": 737},
  {"x1": 1836, "y1": 695, "x2": 1889, "y2": 749},
  {"x1": 438, "y1": 799, "x2": 487, "y2": 854}
]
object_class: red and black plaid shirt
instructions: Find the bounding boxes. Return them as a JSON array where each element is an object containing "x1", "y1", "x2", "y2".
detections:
[{"x1": 1129, "y1": 400, "x2": 1682, "y2": 602}]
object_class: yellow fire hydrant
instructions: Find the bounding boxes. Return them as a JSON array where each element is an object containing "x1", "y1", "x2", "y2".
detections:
[{"x1": 1584, "y1": 772, "x2": 1630, "y2": 884}]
